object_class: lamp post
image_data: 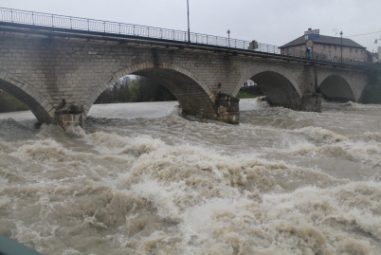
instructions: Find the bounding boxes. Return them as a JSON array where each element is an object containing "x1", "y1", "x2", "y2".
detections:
[
  {"x1": 227, "y1": 29, "x2": 231, "y2": 47},
  {"x1": 340, "y1": 31, "x2": 343, "y2": 64},
  {"x1": 186, "y1": 0, "x2": 190, "y2": 43}
]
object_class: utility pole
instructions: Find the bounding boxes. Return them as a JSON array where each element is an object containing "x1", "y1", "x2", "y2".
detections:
[
  {"x1": 227, "y1": 29, "x2": 231, "y2": 47},
  {"x1": 340, "y1": 31, "x2": 343, "y2": 64},
  {"x1": 187, "y1": 0, "x2": 191, "y2": 43},
  {"x1": 375, "y1": 36, "x2": 381, "y2": 44}
]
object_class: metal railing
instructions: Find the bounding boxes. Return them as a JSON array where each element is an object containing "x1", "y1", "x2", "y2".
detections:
[{"x1": 0, "y1": 6, "x2": 280, "y2": 54}]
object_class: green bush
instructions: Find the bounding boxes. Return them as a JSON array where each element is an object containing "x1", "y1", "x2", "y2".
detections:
[
  {"x1": 238, "y1": 85, "x2": 263, "y2": 99},
  {"x1": 0, "y1": 91, "x2": 28, "y2": 112},
  {"x1": 95, "y1": 76, "x2": 175, "y2": 104}
]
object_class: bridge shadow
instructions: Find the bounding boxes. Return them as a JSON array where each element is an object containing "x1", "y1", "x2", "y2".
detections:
[
  {"x1": 319, "y1": 75, "x2": 355, "y2": 102},
  {"x1": 238, "y1": 71, "x2": 302, "y2": 111}
]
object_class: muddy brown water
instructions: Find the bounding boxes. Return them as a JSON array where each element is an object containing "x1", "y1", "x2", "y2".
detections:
[{"x1": 0, "y1": 99, "x2": 380, "y2": 255}]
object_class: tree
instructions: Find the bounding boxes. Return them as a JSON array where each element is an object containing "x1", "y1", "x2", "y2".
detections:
[{"x1": 95, "y1": 76, "x2": 175, "y2": 104}]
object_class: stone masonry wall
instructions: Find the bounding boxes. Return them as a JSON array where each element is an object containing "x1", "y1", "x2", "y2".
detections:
[{"x1": 0, "y1": 28, "x2": 369, "y2": 124}]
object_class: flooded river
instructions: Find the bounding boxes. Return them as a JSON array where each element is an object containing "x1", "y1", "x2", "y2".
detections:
[{"x1": 0, "y1": 99, "x2": 380, "y2": 255}]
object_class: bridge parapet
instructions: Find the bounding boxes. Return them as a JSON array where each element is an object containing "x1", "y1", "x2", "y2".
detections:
[{"x1": 0, "y1": 6, "x2": 279, "y2": 54}]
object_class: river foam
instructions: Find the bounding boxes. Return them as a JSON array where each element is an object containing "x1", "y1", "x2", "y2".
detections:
[{"x1": 0, "y1": 99, "x2": 380, "y2": 254}]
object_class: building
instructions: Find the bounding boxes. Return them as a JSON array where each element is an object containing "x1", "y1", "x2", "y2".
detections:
[{"x1": 280, "y1": 28, "x2": 368, "y2": 63}]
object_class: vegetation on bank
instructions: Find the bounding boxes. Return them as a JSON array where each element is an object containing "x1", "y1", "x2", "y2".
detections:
[
  {"x1": 0, "y1": 77, "x2": 175, "y2": 113},
  {"x1": 238, "y1": 85, "x2": 263, "y2": 99},
  {"x1": 95, "y1": 76, "x2": 175, "y2": 104},
  {"x1": 238, "y1": 90, "x2": 257, "y2": 98},
  {"x1": 0, "y1": 91, "x2": 28, "y2": 113},
  {"x1": 361, "y1": 64, "x2": 381, "y2": 104}
]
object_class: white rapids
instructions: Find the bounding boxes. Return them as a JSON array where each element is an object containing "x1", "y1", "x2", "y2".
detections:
[{"x1": 0, "y1": 99, "x2": 380, "y2": 255}]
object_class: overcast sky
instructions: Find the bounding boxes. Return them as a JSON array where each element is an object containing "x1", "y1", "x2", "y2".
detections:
[{"x1": 1, "y1": 0, "x2": 380, "y2": 51}]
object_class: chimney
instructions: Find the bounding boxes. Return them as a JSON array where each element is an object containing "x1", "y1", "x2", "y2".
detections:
[{"x1": 304, "y1": 28, "x2": 320, "y2": 36}]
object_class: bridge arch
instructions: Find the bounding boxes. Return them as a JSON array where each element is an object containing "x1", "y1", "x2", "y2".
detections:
[
  {"x1": 318, "y1": 75, "x2": 355, "y2": 102},
  {"x1": 236, "y1": 70, "x2": 302, "y2": 110},
  {"x1": 0, "y1": 70, "x2": 53, "y2": 123},
  {"x1": 87, "y1": 63, "x2": 217, "y2": 119}
]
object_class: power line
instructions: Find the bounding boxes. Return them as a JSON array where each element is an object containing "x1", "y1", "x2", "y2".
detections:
[{"x1": 347, "y1": 30, "x2": 381, "y2": 38}]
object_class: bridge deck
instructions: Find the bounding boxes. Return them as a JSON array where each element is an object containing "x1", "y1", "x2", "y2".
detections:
[
  {"x1": 0, "y1": 6, "x2": 368, "y2": 69},
  {"x1": 0, "y1": 21, "x2": 367, "y2": 72}
]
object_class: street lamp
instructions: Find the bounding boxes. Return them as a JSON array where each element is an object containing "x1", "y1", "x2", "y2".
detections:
[
  {"x1": 186, "y1": 0, "x2": 190, "y2": 43},
  {"x1": 227, "y1": 29, "x2": 231, "y2": 47},
  {"x1": 340, "y1": 31, "x2": 343, "y2": 64}
]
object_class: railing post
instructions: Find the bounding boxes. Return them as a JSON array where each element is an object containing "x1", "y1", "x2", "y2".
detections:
[
  {"x1": 103, "y1": 21, "x2": 106, "y2": 33},
  {"x1": 133, "y1": 24, "x2": 136, "y2": 35},
  {"x1": 70, "y1": 16, "x2": 72, "y2": 29},
  {"x1": 160, "y1": 28, "x2": 163, "y2": 39},
  {"x1": 10, "y1": 9, "x2": 13, "y2": 23},
  {"x1": 118, "y1": 23, "x2": 121, "y2": 34},
  {"x1": 87, "y1": 19, "x2": 89, "y2": 31},
  {"x1": 51, "y1": 14, "x2": 54, "y2": 27},
  {"x1": 147, "y1": 26, "x2": 150, "y2": 37},
  {"x1": 32, "y1": 12, "x2": 35, "y2": 25}
]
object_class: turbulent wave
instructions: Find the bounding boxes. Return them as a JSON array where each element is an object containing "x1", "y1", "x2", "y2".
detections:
[{"x1": 0, "y1": 99, "x2": 380, "y2": 255}]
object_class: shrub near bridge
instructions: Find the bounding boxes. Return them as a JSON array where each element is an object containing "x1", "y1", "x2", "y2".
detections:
[{"x1": 0, "y1": 90, "x2": 28, "y2": 113}]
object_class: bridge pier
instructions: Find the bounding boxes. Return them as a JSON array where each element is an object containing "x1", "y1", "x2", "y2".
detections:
[
  {"x1": 215, "y1": 93, "x2": 240, "y2": 124},
  {"x1": 301, "y1": 93, "x2": 322, "y2": 112},
  {"x1": 54, "y1": 101, "x2": 85, "y2": 129},
  {"x1": 55, "y1": 112, "x2": 84, "y2": 130}
]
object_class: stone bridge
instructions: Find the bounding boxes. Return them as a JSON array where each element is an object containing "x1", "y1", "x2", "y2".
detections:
[{"x1": 0, "y1": 10, "x2": 369, "y2": 127}]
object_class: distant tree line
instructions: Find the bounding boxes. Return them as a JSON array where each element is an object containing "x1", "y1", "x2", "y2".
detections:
[
  {"x1": 0, "y1": 76, "x2": 175, "y2": 113},
  {"x1": 0, "y1": 90, "x2": 28, "y2": 113},
  {"x1": 95, "y1": 76, "x2": 175, "y2": 104},
  {"x1": 238, "y1": 82, "x2": 263, "y2": 99}
]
